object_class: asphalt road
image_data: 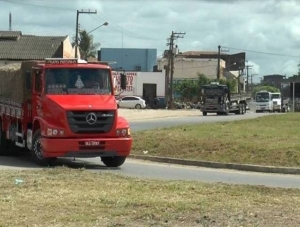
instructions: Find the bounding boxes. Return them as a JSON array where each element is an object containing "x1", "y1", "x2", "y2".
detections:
[
  {"x1": 1, "y1": 109, "x2": 296, "y2": 189},
  {"x1": 130, "y1": 110, "x2": 269, "y2": 131}
]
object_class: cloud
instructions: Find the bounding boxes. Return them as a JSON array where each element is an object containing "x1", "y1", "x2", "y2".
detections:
[{"x1": 0, "y1": 0, "x2": 300, "y2": 78}]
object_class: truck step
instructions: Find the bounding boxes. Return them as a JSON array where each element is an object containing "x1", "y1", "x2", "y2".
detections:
[{"x1": 15, "y1": 132, "x2": 25, "y2": 148}]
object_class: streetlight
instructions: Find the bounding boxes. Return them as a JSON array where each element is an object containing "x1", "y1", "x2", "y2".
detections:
[
  {"x1": 87, "y1": 22, "x2": 109, "y2": 35},
  {"x1": 75, "y1": 9, "x2": 97, "y2": 58}
]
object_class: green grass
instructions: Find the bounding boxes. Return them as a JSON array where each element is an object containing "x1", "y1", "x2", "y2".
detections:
[
  {"x1": 1, "y1": 167, "x2": 300, "y2": 227},
  {"x1": 131, "y1": 113, "x2": 300, "y2": 167}
]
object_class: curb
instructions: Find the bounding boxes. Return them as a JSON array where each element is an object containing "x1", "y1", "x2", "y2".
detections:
[{"x1": 129, "y1": 154, "x2": 300, "y2": 175}]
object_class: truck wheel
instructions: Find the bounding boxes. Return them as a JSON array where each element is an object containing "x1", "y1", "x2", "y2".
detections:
[
  {"x1": 101, "y1": 156, "x2": 126, "y2": 167},
  {"x1": 202, "y1": 112, "x2": 207, "y2": 116},
  {"x1": 241, "y1": 104, "x2": 245, "y2": 114},
  {"x1": 237, "y1": 104, "x2": 243, "y2": 114},
  {"x1": 0, "y1": 121, "x2": 9, "y2": 155},
  {"x1": 31, "y1": 129, "x2": 56, "y2": 166}
]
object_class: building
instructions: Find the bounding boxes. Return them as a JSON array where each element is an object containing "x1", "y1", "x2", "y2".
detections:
[
  {"x1": 98, "y1": 48, "x2": 157, "y2": 72},
  {"x1": 113, "y1": 70, "x2": 165, "y2": 106},
  {"x1": 157, "y1": 50, "x2": 246, "y2": 94},
  {"x1": 0, "y1": 31, "x2": 77, "y2": 66},
  {"x1": 157, "y1": 57, "x2": 225, "y2": 80},
  {"x1": 262, "y1": 74, "x2": 286, "y2": 89}
]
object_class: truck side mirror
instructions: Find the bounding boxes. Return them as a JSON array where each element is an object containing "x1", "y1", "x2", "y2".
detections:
[
  {"x1": 25, "y1": 70, "x2": 31, "y2": 90},
  {"x1": 120, "y1": 73, "x2": 127, "y2": 90}
]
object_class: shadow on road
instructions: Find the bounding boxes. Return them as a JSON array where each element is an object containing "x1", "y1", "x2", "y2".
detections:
[{"x1": 0, "y1": 152, "x2": 120, "y2": 171}]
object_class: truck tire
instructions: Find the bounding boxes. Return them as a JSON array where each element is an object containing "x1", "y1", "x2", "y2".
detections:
[
  {"x1": 237, "y1": 104, "x2": 243, "y2": 114},
  {"x1": 101, "y1": 156, "x2": 126, "y2": 167},
  {"x1": 202, "y1": 111, "x2": 207, "y2": 116},
  {"x1": 241, "y1": 104, "x2": 245, "y2": 114},
  {"x1": 31, "y1": 129, "x2": 57, "y2": 166},
  {"x1": 0, "y1": 121, "x2": 9, "y2": 155}
]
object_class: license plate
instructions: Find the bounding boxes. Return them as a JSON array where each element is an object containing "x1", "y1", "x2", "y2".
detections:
[{"x1": 85, "y1": 141, "x2": 100, "y2": 146}]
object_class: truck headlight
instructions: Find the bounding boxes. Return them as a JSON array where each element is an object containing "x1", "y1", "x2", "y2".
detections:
[
  {"x1": 47, "y1": 128, "x2": 64, "y2": 136},
  {"x1": 116, "y1": 128, "x2": 130, "y2": 137}
]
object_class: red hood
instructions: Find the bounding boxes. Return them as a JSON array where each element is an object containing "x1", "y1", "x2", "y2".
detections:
[{"x1": 46, "y1": 95, "x2": 117, "y2": 110}]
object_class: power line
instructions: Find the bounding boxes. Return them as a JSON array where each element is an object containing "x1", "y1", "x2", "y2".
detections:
[
  {"x1": 91, "y1": 15, "x2": 162, "y2": 41},
  {"x1": 1, "y1": 0, "x2": 162, "y2": 42},
  {"x1": 0, "y1": 0, "x2": 72, "y2": 11},
  {"x1": 221, "y1": 45, "x2": 300, "y2": 58}
]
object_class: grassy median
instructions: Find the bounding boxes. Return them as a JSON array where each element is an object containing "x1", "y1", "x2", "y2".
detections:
[
  {"x1": 131, "y1": 113, "x2": 300, "y2": 167},
  {"x1": 0, "y1": 167, "x2": 300, "y2": 227}
]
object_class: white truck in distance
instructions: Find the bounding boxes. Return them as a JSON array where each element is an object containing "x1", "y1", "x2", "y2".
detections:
[{"x1": 271, "y1": 92, "x2": 282, "y2": 112}]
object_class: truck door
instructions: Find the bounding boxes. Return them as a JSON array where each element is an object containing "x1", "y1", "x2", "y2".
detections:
[{"x1": 32, "y1": 69, "x2": 43, "y2": 118}]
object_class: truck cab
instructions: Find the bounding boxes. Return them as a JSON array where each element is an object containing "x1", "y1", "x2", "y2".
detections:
[
  {"x1": 271, "y1": 92, "x2": 282, "y2": 112},
  {"x1": 200, "y1": 82, "x2": 247, "y2": 116},
  {"x1": 0, "y1": 58, "x2": 132, "y2": 167},
  {"x1": 200, "y1": 83, "x2": 231, "y2": 116}
]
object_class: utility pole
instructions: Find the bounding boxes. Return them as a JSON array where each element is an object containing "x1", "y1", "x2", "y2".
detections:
[
  {"x1": 216, "y1": 45, "x2": 229, "y2": 80},
  {"x1": 75, "y1": 9, "x2": 97, "y2": 58},
  {"x1": 9, "y1": 12, "x2": 12, "y2": 31},
  {"x1": 167, "y1": 31, "x2": 186, "y2": 109},
  {"x1": 245, "y1": 64, "x2": 253, "y2": 93},
  {"x1": 217, "y1": 45, "x2": 221, "y2": 80}
]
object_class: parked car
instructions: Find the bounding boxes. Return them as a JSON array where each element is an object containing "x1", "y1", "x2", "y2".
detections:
[{"x1": 117, "y1": 96, "x2": 146, "y2": 109}]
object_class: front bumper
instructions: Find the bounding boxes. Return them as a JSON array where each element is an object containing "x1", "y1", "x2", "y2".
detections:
[{"x1": 40, "y1": 137, "x2": 132, "y2": 158}]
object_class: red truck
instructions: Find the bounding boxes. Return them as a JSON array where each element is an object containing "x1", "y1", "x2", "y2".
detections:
[{"x1": 0, "y1": 58, "x2": 132, "y2": 167}]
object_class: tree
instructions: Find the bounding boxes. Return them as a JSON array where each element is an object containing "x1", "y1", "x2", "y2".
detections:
[
  {"x1": 174, "y1": 79, "x2": 198, "y2": 100},
  {"x1": 251, "y1": 85, "x2": 280, "y2": 97},
  {"x1": 72, "y1": 30, "x2": 100, "y2": 60},
  {"x1": 175, "y1": 73, "x2": 238, "y2": 101},
  {"x1": 197, "y1": 73, "x2": 210, "y2": 87}
]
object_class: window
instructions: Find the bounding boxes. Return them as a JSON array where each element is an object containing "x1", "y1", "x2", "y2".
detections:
[
  {"x1": 34, "y1": 70, "x2": 42, "y2": 93},
  {"x1": 44, "y1": 68, "x2": 112, "y2": 95},
  {"x1": 122, "y1": 97, "x2": 137, "y2": 101}
]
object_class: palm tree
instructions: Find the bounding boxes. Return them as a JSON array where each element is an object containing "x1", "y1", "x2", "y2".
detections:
[{"x1": 72, "y1": 30, "x2": 100, "y2": 60}]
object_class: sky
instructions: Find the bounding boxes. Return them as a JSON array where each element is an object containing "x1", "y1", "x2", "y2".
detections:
[{"x1": 1, "y1": 0, "x2": 300, "y2": 83}]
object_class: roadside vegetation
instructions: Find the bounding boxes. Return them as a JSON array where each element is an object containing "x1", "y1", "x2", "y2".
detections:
[
  {"x1": 132, "y1": 113, "x2": 300, "y2": 167},
  {"x1": 1, "y1": 168, "x2": 300, "y2": 227},
  {"x1": 251, "y1": 85, "x2": 280, "y2": 97}
]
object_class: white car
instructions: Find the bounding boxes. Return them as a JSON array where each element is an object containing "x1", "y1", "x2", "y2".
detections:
[{"x1": 117, "y1": 96, "x2": 146, "y2": 109}]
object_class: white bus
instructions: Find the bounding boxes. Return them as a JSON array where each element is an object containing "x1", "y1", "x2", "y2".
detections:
[{"x1": 255, "y1": 91, "x2": 273, "y2": 113}]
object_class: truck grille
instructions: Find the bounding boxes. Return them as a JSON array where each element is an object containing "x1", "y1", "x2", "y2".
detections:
[{"x1": 66, "y1": 110, "x2": 115, "y2": 134}]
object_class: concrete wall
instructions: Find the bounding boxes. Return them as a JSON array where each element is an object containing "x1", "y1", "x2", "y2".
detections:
[
  {"x1": 157, "y1": 57, "x2": 226, "y2": 80},
  {"x1": 62, "y1": 36, "x2": 79, "y2": 58}
]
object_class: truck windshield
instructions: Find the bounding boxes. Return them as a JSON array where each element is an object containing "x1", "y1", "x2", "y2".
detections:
[
  {"x1": 256, "y1": 93, "x2": 270, "y2": 102},
  {"x1": 271, "y1": 94, "x2": 281, "y2": 99},
  {"x1": 202, "y1": 87, "x2": 223, "y2": 95},
  {"x1": 45, "y1": 68, "x2": 112, "y2": 95}
]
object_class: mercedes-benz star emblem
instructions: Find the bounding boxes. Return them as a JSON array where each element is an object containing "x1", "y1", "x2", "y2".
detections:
[{"x1": 86, "y1": 113, "x2": 97, "y2": 125}]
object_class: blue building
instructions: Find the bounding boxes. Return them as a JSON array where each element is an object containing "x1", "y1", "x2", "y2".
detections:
[{"x1": 98, "y1": 48, "x2": 157, "y2": 72}]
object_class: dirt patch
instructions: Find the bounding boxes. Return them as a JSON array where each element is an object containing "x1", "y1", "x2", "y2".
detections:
[{"x1": 118, "y1": 109, "x2": 201, "y2": 121}]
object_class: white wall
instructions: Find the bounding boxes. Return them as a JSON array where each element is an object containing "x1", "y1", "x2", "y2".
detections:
[
  {"x1": 62, "y1": 36, "x2": 80, "y2": 58},
  {"x1": 112, "y1": 71, "x2": 165, "y2": 97},
  {"x1": 136, "y1": 71, "x2": 165, "y2": 97}
]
